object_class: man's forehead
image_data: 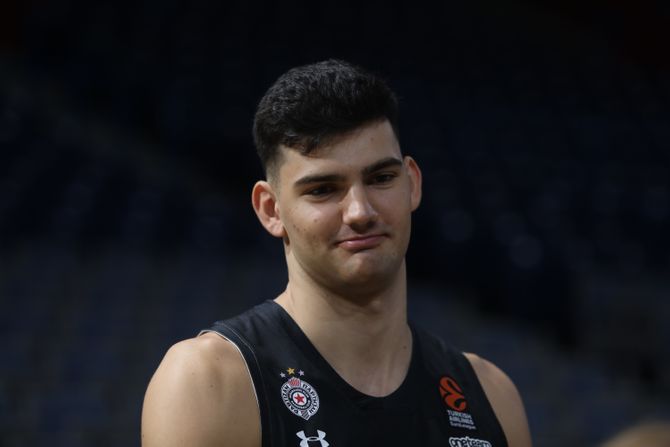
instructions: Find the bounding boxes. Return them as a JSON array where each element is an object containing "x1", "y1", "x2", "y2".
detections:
[
  {"x1": 278, "y1": 145, "x2": 402, "y2": 178},
  {"x1": 284, "y1": 123, "x2": 399, "y2": 162},
  {"x1": 267, "y1": 120, "x2": 402, "y2": 185}
]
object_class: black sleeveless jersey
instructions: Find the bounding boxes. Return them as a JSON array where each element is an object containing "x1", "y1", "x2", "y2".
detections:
[{"x1": 201, "y1": 300, "x2": 508, "y2": 447}]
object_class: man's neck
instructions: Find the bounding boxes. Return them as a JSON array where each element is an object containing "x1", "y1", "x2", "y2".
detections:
[{"x1": 274, "y1": 263, "x2": 412, "y2": 397}]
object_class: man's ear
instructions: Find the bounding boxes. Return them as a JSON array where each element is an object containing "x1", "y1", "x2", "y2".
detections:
[
  {"x1": 251, "y1": 180, "x2": 286, "y2": 238},
  {"x1": 405, "y1": 156, "x2": 422, "y2": 211}
]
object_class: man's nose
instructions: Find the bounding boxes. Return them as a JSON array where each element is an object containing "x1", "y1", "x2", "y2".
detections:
[{"x1": 342, "y1": 185, "x2": 378, "y2": 228}]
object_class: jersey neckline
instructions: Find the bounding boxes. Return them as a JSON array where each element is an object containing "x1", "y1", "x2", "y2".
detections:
[{"x1": 264, "y1": 299, "x2": 422, "y2": 407}]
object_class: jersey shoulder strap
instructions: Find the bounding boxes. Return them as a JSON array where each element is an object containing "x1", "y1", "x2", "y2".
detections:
[
  {"x1": 199, "y1": 301, "x2": 281, "y2": 447},
  {"x1": 413, "y1": 326, "x2": 509, "y2": 446}
]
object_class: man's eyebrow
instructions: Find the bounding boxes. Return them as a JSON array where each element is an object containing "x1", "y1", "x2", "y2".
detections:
[
  {"x1": 293, "y1": 157, "x2": 403, "y2": 188},
  {"x1": 294, "y1": 173, "x2": 346, "y2": 187},
  {"x1": 362, "y1": 157, "x2": 403, "y2": 176}
]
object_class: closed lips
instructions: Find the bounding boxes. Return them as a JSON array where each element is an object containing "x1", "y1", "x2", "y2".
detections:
[{"x1": 337, "y1": 234, "x2": 386, "y2": 250}]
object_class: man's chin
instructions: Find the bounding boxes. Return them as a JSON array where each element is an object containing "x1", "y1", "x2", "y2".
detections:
[{"x1": 337, "y1": 263, "x2": 399, "y2": 292}]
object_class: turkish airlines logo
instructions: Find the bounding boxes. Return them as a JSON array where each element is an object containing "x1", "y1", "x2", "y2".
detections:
[
  {"x1": 296, "y1": 430, "x2": 329, "y2": 447},
  {"x1": 439, "y1": 376, "x2": 468, "y2": 412}
]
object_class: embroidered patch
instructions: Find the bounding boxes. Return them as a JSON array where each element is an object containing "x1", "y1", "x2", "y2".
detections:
[
  {"x1": 439, "y1": 376, "x2": 477, "y2": 430},
  {"x1": 281, "y1": 374, "x2": 320, "y2": 420}
]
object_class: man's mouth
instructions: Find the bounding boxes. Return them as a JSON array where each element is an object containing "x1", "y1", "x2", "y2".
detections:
[{"x1": 336, "y1": 234, "x2": 387, "y2": 251}]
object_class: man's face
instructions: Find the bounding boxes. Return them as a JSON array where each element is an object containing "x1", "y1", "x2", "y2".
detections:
[{"x1": 269, "y1": 120, "x2": 422, "y2": 297}]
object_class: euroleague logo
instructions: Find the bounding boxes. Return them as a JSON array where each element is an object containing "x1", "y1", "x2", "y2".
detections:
[
  {"x1": 439, "y1": 376, "x2": 477, "y2": 430},
  {"x1": 439, "y1": 376, "x2": 468, "y2": 412}
]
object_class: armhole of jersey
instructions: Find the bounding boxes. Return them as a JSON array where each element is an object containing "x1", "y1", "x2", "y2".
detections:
[
  {"x1": 458, "y1": 352, "x2": 509, "y2": 447},
  {"x1": 199, "y1": 326, "x2": 271, "y2": 447}
]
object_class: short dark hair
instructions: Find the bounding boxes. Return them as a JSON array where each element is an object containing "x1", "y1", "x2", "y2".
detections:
[{"x1": 253, "y1": 59, "x2": 399, "y2": 177}]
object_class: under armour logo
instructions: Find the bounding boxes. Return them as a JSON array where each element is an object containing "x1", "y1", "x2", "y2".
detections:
[{"x1": 296, "y1": 430, "x2": 329, "y2": 447}]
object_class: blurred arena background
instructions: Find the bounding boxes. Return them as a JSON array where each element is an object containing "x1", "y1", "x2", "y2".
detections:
[{"x1": 1, "y1": 0, "x2": 669, "y2": 445}]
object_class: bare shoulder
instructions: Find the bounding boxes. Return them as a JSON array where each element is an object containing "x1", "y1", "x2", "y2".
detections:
[
  {"x1": 141, "y1": 332, "x2": 260, "y2": 447},
  {"x1": 464, "y1": 352, "x2": 533, "y2": 447}
]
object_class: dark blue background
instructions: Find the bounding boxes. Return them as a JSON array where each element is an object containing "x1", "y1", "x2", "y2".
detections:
[{"x1": 1, "y1": 1, "x2": 669, "y2": 445}]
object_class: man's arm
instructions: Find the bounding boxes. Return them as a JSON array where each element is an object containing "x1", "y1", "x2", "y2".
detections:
[
  {"x1": 141, "y1": 333, "x2": 260, "y2": 447},
  {"x1": 465, "y1": 353, "x2": 533, "y2": 447}
]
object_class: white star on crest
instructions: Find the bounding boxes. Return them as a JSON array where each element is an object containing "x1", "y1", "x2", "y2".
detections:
[
  {"x1": 298, "y1": 370, "x2": 305, "y2": 376},
  {"x1": 280, "y1": 372, "x2": 286, "y2": 378}
]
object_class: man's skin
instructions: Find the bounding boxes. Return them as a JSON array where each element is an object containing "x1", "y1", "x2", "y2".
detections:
[{"x1": 142, "y1": 120, "x2": 533, "y2": 447}]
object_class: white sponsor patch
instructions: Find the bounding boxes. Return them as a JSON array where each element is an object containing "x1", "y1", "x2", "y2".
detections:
[{"x1": 449, "y1": 436, "x2": 493, "y2": 447}]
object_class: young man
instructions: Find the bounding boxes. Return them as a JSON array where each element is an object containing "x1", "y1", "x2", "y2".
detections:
[{"x1": 142, "y1": 60, "x2": 532, "y2": 447}]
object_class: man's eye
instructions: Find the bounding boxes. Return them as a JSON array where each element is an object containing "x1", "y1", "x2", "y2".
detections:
[
  {"x1": 306, "y1": 185, "x2": 334, "y2": 196},
  {"x1": 372, "y1": 173, "x2": 397, "y2": 184}
]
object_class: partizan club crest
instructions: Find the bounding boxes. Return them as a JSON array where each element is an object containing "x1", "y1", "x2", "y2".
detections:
[{"x1": 280, "y1": 369, "x2": 320, "y2": 420}]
